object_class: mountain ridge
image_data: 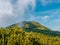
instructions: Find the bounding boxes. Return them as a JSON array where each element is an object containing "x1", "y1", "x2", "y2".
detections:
[
  {"x1": 6, "y1": 21, "x2": 60, "y2": 37},
  {"x1": 7, "y1": 21, "x2": 51, "y2": 30}
]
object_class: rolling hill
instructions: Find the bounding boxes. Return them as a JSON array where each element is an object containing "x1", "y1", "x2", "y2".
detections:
[{"x1": 7, "y1": 21, "x2": 60, "y2": 37}]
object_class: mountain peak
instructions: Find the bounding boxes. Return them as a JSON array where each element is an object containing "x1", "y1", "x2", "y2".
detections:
[
  {"x1": 22, "y1": 21, "x2": 50, "y2": 30},
  {"x1": 7, "y1": 21, "x2": 50, "y2": 30}
]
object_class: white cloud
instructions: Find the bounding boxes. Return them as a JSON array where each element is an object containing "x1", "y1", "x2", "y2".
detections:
[
  {"x1": 11, "y1": 0, "x2": 36, "y2": 21},
  {"x1": 0, "y1": 0, "x2": 14, "y2": 27},
  {"x1": 40, "y1": 0, "x2": 60, "y2": 6},
  {"x1": 37, "y1": 9, "x2": 60, "y2": 16},
  {"x1": 41, "y1": 16, "x2": 49, "y2": 22},
  {"x1": 42, "y1": 16, "x2": 49, "y2": 20},
  {"x1": 40, "y1": 0, "x2": 52, "y2": 6},
  {"x1": 0, "y1": 0, "x2": 13, "y2": 16},
  {"x1": 0, "y1": 0, "x2": 36, "y2": 27},
  {"x1": 28, "y1": 15, "x2": 49, "y2": 22},
  {"x1": 35, "y1": 9, "x2": 60, "y2": 22}
]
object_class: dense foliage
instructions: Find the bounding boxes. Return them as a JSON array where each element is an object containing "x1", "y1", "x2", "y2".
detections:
[{"x1": 0, "y1": 25, "x2": 60, "y2": 45}]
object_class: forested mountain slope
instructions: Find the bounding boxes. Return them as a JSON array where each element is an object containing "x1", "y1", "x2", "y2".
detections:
[{"x1": 0, "y1": 21, "x2": 60, "y2": 45}]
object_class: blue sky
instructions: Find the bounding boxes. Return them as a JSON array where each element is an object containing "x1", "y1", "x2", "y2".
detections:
[{"x1": 0, "y1": 0, "x2": 60, "y2": 31}]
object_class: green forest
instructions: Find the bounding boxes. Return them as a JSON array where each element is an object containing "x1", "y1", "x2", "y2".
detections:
[
  {"x1": 0, "y1": 24, "x2": 60, "y2": 45},
  {"x1": 0, "y1": 21, "x2": 60, "y2": 45}
]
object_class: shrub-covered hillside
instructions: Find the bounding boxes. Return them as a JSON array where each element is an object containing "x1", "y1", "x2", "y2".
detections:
[
  {"x1": 7, "y1": 21, "x2": 60, "y2": 37},
  {"x1": 0, "y1": 24, "x2": 60, "y2": 45}
]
